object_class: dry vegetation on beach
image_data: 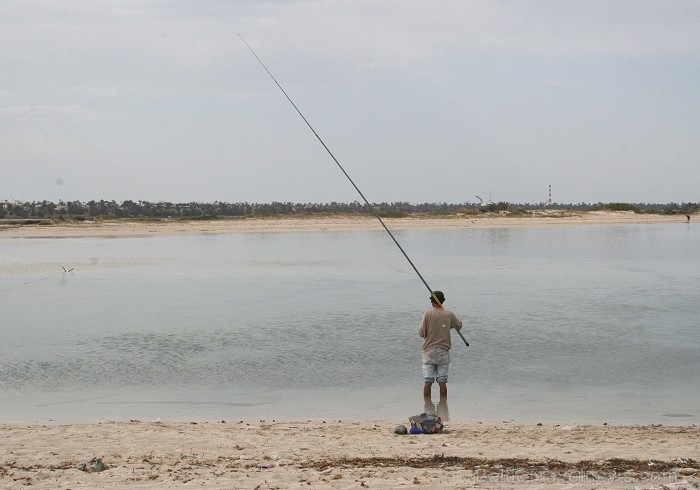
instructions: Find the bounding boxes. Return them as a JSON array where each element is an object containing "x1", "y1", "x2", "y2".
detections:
[
  {"x1": 0, "y1": 210, "x2": 691, "y2": 238},
  {"x1": 1, "y1": 421, "x2": 699, "y2": 489}
]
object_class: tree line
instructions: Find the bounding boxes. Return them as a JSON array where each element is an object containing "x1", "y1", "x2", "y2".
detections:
[{"x1": 0, "y1": 199, "x2": 698, "y2": 220}]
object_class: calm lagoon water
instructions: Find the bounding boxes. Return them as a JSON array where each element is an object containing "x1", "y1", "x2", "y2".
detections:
[{"x1": 1, "y1": 223, "x2": 698, "y2": 424}]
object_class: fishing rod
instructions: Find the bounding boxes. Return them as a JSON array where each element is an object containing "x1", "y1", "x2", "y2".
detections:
[{"x1": 239, "y1": 35, "x2": 469, "y2": 348}]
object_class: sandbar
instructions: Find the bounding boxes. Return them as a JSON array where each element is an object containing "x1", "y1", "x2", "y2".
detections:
[{"x1": 0, "y1": 211, "x2": 691, "y2": 238}]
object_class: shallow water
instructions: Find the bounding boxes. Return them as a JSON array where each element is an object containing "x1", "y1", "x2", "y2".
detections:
[{"x1": 1, "y1": 223, "x2": 698, "y2": 424}]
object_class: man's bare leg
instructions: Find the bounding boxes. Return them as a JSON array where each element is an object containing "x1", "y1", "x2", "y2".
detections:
[{"x1": 423, "y1": 382, "x2": 433, "y2": 397}]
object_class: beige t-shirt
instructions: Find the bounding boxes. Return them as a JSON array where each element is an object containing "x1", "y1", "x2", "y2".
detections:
[{"x1": 418, "y1": 306, "x2": 462, "y2": 351}]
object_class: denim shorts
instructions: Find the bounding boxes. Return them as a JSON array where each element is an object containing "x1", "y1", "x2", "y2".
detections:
[{"x1": 422, "y1": 347, "x2": 450, "y2": 383}]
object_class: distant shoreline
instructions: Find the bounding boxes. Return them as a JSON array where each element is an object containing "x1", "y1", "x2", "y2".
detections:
[{"x1": 0, "y1": 210, "x2": 692, "y2": 238}]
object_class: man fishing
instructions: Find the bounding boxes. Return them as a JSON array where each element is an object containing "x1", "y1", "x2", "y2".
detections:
[
  {"x1": 419, "y1": 291, "x2": 463, "y2": 399},
  {"x1": 241, "y1": 39, "x2": 472, "y2": 396}
]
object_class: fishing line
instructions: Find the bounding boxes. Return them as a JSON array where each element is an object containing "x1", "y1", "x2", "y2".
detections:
[{"x1": 240, "y1": 35, "x2": 468, "y2": 347}]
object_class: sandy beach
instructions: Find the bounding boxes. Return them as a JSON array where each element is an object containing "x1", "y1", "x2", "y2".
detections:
[
  {"x1": 0, "y1": 211, "x2": 691, "y2": 238},
  {"x1": 1, "y1": 420, "x2": 698, "y2": 489}
]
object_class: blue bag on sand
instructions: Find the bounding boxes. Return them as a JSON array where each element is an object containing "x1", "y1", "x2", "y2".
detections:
[{"x1": 408, "y1": 412, "x2": 444, "y2": 434}]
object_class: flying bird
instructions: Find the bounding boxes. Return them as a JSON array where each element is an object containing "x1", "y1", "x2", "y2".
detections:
[{"x1": 475, "y1": 195, "x2": 493, "y2": 206}]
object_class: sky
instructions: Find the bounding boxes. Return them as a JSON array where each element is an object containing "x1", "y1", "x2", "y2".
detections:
[{"x1": 1, "y1": 0, "x2": 699, "y2": 205}]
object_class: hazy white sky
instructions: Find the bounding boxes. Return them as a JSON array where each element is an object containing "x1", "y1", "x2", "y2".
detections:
[{"x1": 2, "y1": 0, "x2": 699, "y2": 205}]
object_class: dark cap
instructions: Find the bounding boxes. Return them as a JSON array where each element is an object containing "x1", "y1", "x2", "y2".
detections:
[{"x1": 430, "y1": 291, "x2": 445, "y2": 303}]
